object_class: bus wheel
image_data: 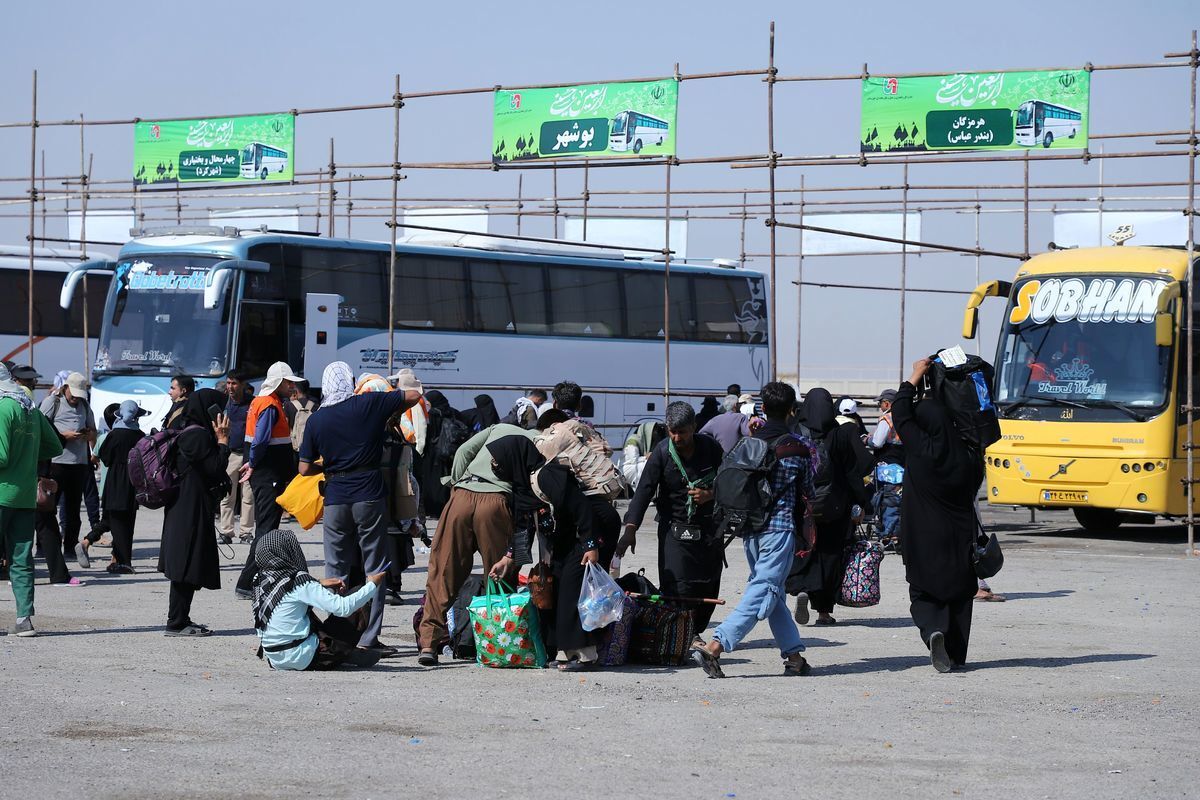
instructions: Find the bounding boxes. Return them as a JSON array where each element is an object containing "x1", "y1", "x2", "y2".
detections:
[
  {"x1": 260, "y1": 167, "x2": 269, "y2": 180},
  {"x1": 633, "y1": 139, "x2": 643, "y2": 154},
  {"x1": 1042, "y1": 132, "x2": 1054, "y2": 148},
  {"x1": 1073, "y1": 507, "x2": 1123, "y2": 531}
]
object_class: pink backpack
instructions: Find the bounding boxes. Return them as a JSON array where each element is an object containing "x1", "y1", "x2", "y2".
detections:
[{"x1": 127, "y1": 425, "x2": 199, "y2": 509}]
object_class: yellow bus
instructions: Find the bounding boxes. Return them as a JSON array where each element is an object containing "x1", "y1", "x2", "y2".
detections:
[{"x1": 963, "y1": 244, "x2": 1195, "y2": 530}]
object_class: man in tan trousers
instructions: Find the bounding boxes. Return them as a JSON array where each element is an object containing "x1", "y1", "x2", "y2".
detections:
[{"x1": 417, "y1": 422, "x2": 537, "y2": 666}]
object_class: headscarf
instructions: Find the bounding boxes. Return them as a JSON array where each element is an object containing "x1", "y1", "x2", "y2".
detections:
[
  {"x1": 320, "y1": 361, "x2": 356, "y2": 408},
  {"x1": 626, "y1": 420, "x2": 664, "y2": 454},
  {"x1": 114, "y1": 399, "x2": 148, "y2": 430},
  {"x1": 178, "y1": 388, "x2": 226, "y2": 430},
  {"x1": 0, "y1": 363, "x2": 33, "y2": 412},
  {"x1": 486, "y1": 435, "x2": 546, "y2": 516},
  {"x1": 356, "y1": 372, "x2": 391, "y2": 394},
  {"x1": 696, "y1": 396, "x2": 721, "y2": 429},
  {"x1": 425, "y1": 390, "x2": 453, "y2": 416},
  {"x1": 461, "y1": 394, "x2": 500, "y2": 432},
  {"x1": 801, "y1": 388, "x2": 838, "y2": 435},
  {"x1": 52, "y1": 370, "x2": 71, "y2": 391},
  {"x1": 252, "y1": 529, "x2": 316, "y2": 630}
]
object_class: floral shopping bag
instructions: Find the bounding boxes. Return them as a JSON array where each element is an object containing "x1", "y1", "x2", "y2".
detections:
[{"x1": 467, "y1": 579, "x2": 548, "y2": 668}]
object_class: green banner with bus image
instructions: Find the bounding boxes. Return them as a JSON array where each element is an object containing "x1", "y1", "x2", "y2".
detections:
[
  {"x1": 133, "y1": 114, "x2": 295, "y2": 184},
  {"x1": 860, "y1": 69, "x2": 1090, "y2": 153},
  {"x1": 493, "y1": 79, "x2": 678, "y2": 163}
]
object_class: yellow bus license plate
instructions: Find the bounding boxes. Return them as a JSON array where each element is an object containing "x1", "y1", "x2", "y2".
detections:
[{"x1": 1042, "y1": 490, "x2": 1088, "y2": 503}]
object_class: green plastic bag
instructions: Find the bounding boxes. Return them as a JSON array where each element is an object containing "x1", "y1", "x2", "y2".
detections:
[{"x1": 467, "y1": 578, "x2": 547, "y2": 668}]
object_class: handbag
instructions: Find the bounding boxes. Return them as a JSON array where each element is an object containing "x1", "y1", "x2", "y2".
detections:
[
  {"x1": 36, "y1": 477, "x2": 59, "y2": 513},
  {"x1": 971, "y1": 516, "x2": 1004, "y2": 579},
  {"x1": 467, "y1": 578, "x2": 547, "y2": 668},
  {"x1": 838, "y1": 533, "x2": 883, "y2": 608},
  {"x1": 628, "y1": 599, "x2": 695, "y2": 666},
  {"x1": 595, "y1": 592, "x2": 639, "y2": 666},
  {"x1": 527, "y1": 561, "x2": 555, "y2": 611}
]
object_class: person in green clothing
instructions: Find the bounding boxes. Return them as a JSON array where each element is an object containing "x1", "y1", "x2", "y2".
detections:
[
  {"x1": 416, "y1": 422, "x2": 537, "y2": 666},
  {"x1": 0, "y1": 362, "x2": 64, "y2": 637}
]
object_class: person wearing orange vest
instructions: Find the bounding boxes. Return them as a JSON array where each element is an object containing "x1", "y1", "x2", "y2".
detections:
[{"x1": 234, "y1": 361, "x2": 303, "y2": 598}]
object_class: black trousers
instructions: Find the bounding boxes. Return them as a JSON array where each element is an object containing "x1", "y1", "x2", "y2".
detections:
[
  {"x1": 34, "y1": 509, "x2": 71, "y2": 583},
  {"x1": 909, "y1": 586, "x2": 975, "y2": 666},
  {"x1": 657, "y1": 522, "x2": 723, "y2": 631},
  {"x1": 237, "y1": 466, "x2": 289, "y2": 591},
  {"x1": 108, "y1": 509, "x2": 137, "y2": 567},
  {"x1": 48, "y1": 463, "x2": 91, "y2": 557},
  {"x1": 168, "y1": 581, "x2": 197, "y2": 630},
  {"x1": 82, "y1": 469, "x2": 101, "y2": 528}
]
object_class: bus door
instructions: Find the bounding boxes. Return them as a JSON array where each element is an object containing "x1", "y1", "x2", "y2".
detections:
[{"x1": 236, "y1": 300, "x2": 289, "y2": 379}]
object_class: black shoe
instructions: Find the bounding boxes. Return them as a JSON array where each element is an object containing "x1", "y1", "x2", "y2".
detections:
[
  {"x1": 929, "y1": 631, "x2": 953, "y2": 673},
  {"x1": 345, "y1": 648, "x2": 382, "y2": 668},
  {"x1": 234, "y1": 588, "x2": 253, "y2": 600},
  {"x1": 385, "y1": 590, "x2": 405, "y2": 606},
  {"x1": 417, "y1": 650, "x2": 439, "y2": 667},
  {"x1": 363, "y1": 641, "x2": 400, "y2": 659}
]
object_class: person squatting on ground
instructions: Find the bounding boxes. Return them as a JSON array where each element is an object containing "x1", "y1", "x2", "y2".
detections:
[
  {"x1": 619, "y1": 400, "x2": 725, "y2": 636},
  {"x1": 159, "y1": 390, "x2": 231, "y2": 636},
  {"x1": 218, "y1": 370, "x2": 255, "y2": 545},
  {"x1": 236, "y1": 361, "x2": 303, "y2": 597},
  {"x1": 0, "y1": 362, "x2": 64, "y2": 636},
  {"x1": 893, "y1": 358, "x2": 986, "y2": 672},
  {"x1": 95, "y1": 400, "x2": 148, "y2": 574},
  {"x1": 253, "y1": 529, "x2": 387, "y2": 671},
  {"x1": 417, "y1": 420, "x2": 539, "y2": 665},
  {"x1": 788, "y1": 388, "x2": 874, "y2": 627},
  {"x1": 296, "y1": 361, "x2": 421, "y2": 657},
  {"x1": 692, "y1": 382, "x2": 818, "y2": 679}
]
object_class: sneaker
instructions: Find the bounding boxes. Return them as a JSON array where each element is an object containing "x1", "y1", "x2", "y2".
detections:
[
  {"x1": 929, "y1": 631, "x2": 953, "y2": 673},
  {"x1": 75, "y1": 542, "x2": 90, "y2": 569},
  {"x1": 53, "y1": 577, "x2": 83, "y2": 587},
  {"x1": 794, "y1": 593, "x2": 810, "y2": 625},
  {"x1": 9, "y1": 617, "x2": 35, "y2": 637},
  {"x1": 417, "y1": 650, "x2": 439, "y2": 667},
  {"x1": 238, "y1": 532, "x2": 255, "y2": 544}
]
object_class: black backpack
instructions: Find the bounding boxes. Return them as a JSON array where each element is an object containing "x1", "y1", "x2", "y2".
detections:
[
  {"x1": 927, "y1": 355, "x2": 1002, "y2": 457},
  {"x1": 712, "y1": 434, "x2": 795, "y2": 537},
  {"x1": 448, "y1": 574, "x2": 485, "y2": 659},
  {"x1": 796, "y1": 425, "x2": 846, "y2": 524},
  {"x1": 434, "y1": 413, "x2": 471, "y2": 466}
]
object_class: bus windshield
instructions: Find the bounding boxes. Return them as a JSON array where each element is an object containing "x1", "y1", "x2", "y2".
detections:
[
  {"x1": 995, "y1": 276, "x2": 1172, "y2": 415},
  {"x1": 242, "y1": 144, "x2": 256, "y2": 165},
  {"x1": 611, "y1": 113, "x2": 627, "y2": 134},
  {"x1": 94, "y1": 255, "x2": 232, "y2": 377},
  {"x1": 1015, "y1": 101, "x2": 1035, "y2": 128}
]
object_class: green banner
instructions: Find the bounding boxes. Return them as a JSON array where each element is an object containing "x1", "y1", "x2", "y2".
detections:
[
  {"x1": 493, "y1": 79, "x2": 678, "y2": 163},
  {"x1": 861, "y1": 70, "x2": 1090, "y2": 153},
  {"x1": 134, "y1": 114, "x2": 295, "y2": 184}
]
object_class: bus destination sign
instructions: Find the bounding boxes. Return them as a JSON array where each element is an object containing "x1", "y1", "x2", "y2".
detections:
[{"x1": 861, "y1": 69, "x2": 1090, "y2": 153}]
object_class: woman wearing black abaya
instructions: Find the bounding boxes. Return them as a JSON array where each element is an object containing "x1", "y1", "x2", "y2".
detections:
[
  {"x1": 157, "y1": 389, "x2": 231, "y2": 636},
  {"x1": 459, "y1": 394, "x2": 500, "y2": 433},
  {"x1": 892, "y1": 359, "x2": 984, "y2": 672},
  {"x1": 416, "y1": 390, "x2": 458, "y2": 518},
  {"x1": 487, "y1": 436, "x2": 604, "y2": 671},
  {"x1": 787, "y1": 388, "x2": 874, "y2": 625}
]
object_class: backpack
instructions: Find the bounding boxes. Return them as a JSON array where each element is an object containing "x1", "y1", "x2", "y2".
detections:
[
  {"x1": 289, "y1": 398, "x2": 315, "y2": 452},
  {"x1": 712, "y1": 434, "x2": 792, "y2": 537},
  {"x1": 448, "y1": 575, "x2": 485, "y2": 658},
  {"x1": 927, "y1": 354, "x2": 1002, "y2": 457},
  {"x1": 126, "y1": 425, "x2": 199, "y2": 509},
  {"x1": 535, "y1": 419, "x2": 627, "y2": 500},
  {"x1": 797, "y1": 425, "x2": 846, "y2": 524},
  {"x1": 433, "y1": 413, "x2": 471, "y2": 466}
]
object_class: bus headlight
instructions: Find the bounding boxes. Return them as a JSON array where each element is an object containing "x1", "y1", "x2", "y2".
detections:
[
  {"x1": 1132, "y1": 463, "x2": 1141, "y2": 473},
  {"x1": 1121, "y1": 464, "x2": 1130, "y2": 473},
  {"x1": 1137, "y1": 493, "x2": 1148, "y2": 503},
  {"x1": 1144, "y1": 462, "x2": 1155, "y2": 472},
  {"x1": 1002, "y1": 459, "x2": 1011, "y2": 469},
  {"x1": 991, "y1": 486, "x2": 999, "y2": 496}
]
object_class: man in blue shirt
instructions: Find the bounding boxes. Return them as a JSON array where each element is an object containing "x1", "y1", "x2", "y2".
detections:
[
  {"x1": 691, "y1": 381, "x2": 817, "y2": 679},
  {"x1": 218, "y1": 370, "x2": 255, "y2": 545},
  {"x1": 297, "y1": 361, "x2": 421, "y2": 656}
]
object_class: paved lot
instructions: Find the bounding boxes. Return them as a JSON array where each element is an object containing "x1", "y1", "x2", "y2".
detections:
[{"x1": 1, "y1": 503, "x2": 1196, "y2": 799}]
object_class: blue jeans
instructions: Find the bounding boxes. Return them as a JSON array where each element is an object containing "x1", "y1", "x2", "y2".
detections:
[{"x1": 713, "y1": 527, "x2": 804, "y2": 656}]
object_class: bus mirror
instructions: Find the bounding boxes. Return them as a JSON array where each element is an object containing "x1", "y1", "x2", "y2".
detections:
[
  {"x1": 59, "y1": 259, "x2": 116, "y2": 309},
  {"x1": 203, "y1": 259, "x2": 270, "y2": 310},
  {"x1": 962, "y1": 307, "x2": 979, "y2": 340},
  {"x1": 1155, "y1": 312, "x2": 1174, "y2": 347}
]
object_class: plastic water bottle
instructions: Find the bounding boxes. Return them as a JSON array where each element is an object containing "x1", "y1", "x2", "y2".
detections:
[{"x1": 608, "y1": 555, "x2": 622, "y2": 578}]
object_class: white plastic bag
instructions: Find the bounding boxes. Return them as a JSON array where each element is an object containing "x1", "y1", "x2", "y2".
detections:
[{"x1": 577, "y1": 561, "x2": 626, "y2": 631}]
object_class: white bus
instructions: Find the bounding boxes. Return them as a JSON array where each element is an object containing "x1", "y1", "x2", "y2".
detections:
[
  {"x1": 0, "y1": 245, "x2": 111, "y2": 381},
  {"x1": 610, "y1": 110, "x2": 670, "y2": 154},
  {"x1": 59, "y1": 229, "x2": 769, "y2": 435},
  {"x1": 240, "y1": 142, "x2": 289, "y2": 180},
  {"x1": 1015, "y1": 99, "x2": 1082, "y2": 148}
]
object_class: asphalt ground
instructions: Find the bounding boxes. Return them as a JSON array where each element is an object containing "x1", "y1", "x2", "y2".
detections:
[{"x1": 0, "y1": 503, "x2": 1196, "y2": 800}]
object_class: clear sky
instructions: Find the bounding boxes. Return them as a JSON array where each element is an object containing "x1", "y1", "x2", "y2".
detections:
[{"x1": 1, "y1": 1, "x2": 1196, "y2": 385}]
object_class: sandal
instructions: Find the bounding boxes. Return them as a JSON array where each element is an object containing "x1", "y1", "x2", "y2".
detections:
[
  {"x1": 783, "y1": 654, "x2": 812, "y2": 676},
  {"x1": 814, "y1": 617, "x2": 837, "y2": 626},
  {"x1": 163, "y1": 624, "x2": 212, "y2": 637},
  {"x1": 689, "y1": 646, "x2": 725, "y2": 679},
  {"x1": 557, "y1": 658, "x2": 595, "y2": 672}
]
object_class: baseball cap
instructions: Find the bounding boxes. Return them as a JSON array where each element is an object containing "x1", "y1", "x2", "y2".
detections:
[
  {"x1": 838, "y1": 398, "x2": 859, "y2": 415},
  {"x1": 65, "y1": 372, "x2": 89, "y2": 397},
  {"x1": 877, "y1": 389, "x2": 898, "y2": 404},
  {"x1": 10, "y1": 364, "x2": 41, "y2": 382},
  {"x1": 259, "y1": 362, "x2": 303, "y2": 396}
]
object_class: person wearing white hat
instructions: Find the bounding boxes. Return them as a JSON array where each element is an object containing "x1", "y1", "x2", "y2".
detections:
[{"x1": 234, "y1": 361, "x2": 303, "y2": 598}]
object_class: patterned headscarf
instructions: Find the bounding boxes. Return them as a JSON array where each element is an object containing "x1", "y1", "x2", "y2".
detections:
[
  {"x1": 320, "y1": 361, "x2": 355, "y2": 408},
  {"x1": 355, "y1": 372, "x2": 391, "y2": 394},
  {"x1": 252, "y1": 529, "x2": 316, "y2": 630},
  {"x1": 0, "y1": 363, "x2": 33, "y2": 411}
]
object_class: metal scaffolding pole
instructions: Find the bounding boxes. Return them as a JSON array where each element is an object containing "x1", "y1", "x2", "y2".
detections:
[
  {"x1": 388, "y1": 75, "x2": 401, "y2": 377},
  {"x1": 899, "y1": 162, "x2": 909, "y2": 382},
  {"x1": 26, "y1": 70, "x2": 37, "y2": 369},
  {"x1": 663, "y1": 159, "x2": 673, "y2": 401},
  {"x1": 327, "y1": 138, "x2": 336, "y2": 238},
  {"x1": 1186, "y1": 31, "x2": 1198, "y2": 557},
  {"x1": 766, "y1": 20, "x2": 779, "y2": 381},
  {"x1": 796, "y1": 175, "x2": 805, "y2": 385}
]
